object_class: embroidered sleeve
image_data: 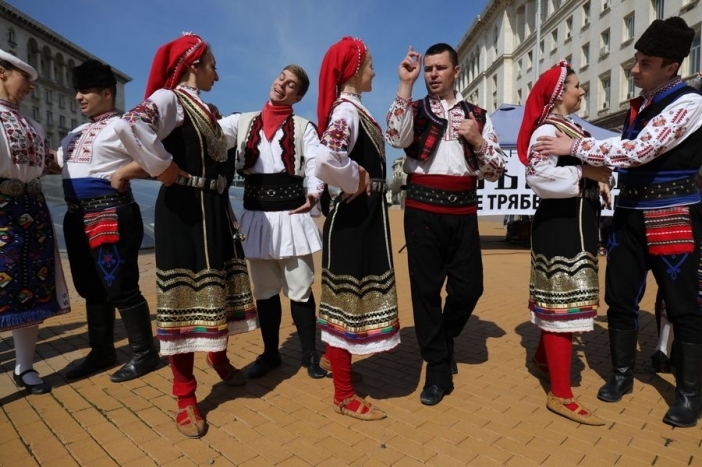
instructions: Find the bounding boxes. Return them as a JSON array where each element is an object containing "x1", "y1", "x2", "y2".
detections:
[
  {"x1": 526, "y1": 125, "x2": 581, "y2": 198},
  {"x1": 572, "y1": 94, "x2": 702, "y2": 168},
  {"x1": 385, "y1": 94, "x2": 415, "y2": 148},
  {"x1": 217, "y1": 112, "x2": 241, "y2": 150},
  {"x1": 475, "y1": 114, "x2": 505, "y2": 182},
  {"x1": 113, "y1": 89, "x2": 179, "y2": 178},
  {"x1": 313, "y1": 102, "x2": 361, "y2": 194}
]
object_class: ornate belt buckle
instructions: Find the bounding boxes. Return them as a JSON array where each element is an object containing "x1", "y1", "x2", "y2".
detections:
[
  {"x1": 215, "y1": 175, "x2": 226, "y2": 195},
  {"x1": 448, "y1": 194, "x2": 458, "y2": 203},
  {"x1": 27, "y1": 179, "x2": 42, "y2": 196},
  {"x1": 266, "y1": 189, "x2": 277, "y2": 197}
]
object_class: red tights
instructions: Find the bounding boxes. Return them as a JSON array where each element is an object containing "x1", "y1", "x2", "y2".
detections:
[
  {"x1": 170, "y1": 350, "x2": 227, "y2": 423},
  {"x1": 327, "y1": 344, "x2": 370, "y2": 415},
  {"x1": 540, "y1": 331, "x2": 588, "y2": 415}
]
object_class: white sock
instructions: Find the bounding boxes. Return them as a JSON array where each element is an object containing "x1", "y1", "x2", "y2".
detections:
[
  {"x1": 13, "y1": 325, "x2": 43, "y2": 385},
  {"x1": 656, "y1": 313, "x2": 672, "y2": 356}
]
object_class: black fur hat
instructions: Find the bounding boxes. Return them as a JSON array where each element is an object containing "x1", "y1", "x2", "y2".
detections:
[
  {"x1": 72, "y1": 59, "x2": 116, "y2": 90},
  {"x1": 635, "y1": 17, "x2": 695, "y2": 61}
]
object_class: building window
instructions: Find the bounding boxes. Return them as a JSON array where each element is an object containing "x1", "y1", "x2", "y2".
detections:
[
  {"x1": 566, "y1": 17, "x2": 573, "y2": 40},
  {"x1": 625, "y1": 67, "x2": 636, "y2": 99},
  {"x1": 539, "y1": 40, "x2": 545, "y2": 60},
  {"x1": 601, "y1": 76, "x2": 611, "y2": 109},
  {"x1": 527, "y1": 51, "x2": 533, "y2": 70},
  {"x1": 32, "y1": 107, "x2": 40, "y2": 121},
  {"x1": 59, "y1": 115, "x2": 66, "y2": 128},
  {"x1": 582, "y1": 43, "x2": 590, "y2": 67},
  {"x1": 602, "y1": 0, "x2": 611, "y2": 12},
  {"x1": 46, "y1": 133, "x2": 53, "y2": 148},
  {"x1": 624, "y1": 14, "x2": 635, "y2": 42},
  {"x1": 690, "y1": 33, "x2": 700, "y2": 77},
  {"x1": 652, "y1": 0, "x2": 664, "y2": 19},
  {"x1": 71, "y1": 119, "x2": 77, "y2": 129},
  {"x1": 70, "y1": 100, "x2": 76, "y2": 112},
  {"x1": 551, "y1": 31, "x2": 558, "y2": 52},
  {"x1": 600, "y1": 30, "x2": 610, "y2": 56},
  {"x1": 46, "y1": 111, "x2": 53, "y2": 125},
  {"x1": 45, "y1": 90, "x2": 52, "y2": 104},
  {"x1": 58, "y1": 95, "x2": 65, "y2": 109},
  {"x1": 517, "y1": 59, "x2": 523, "y2": 77},
  {"x1": 565, "y1": 54, "x2": 572, "y2": 66},
  {"x1": 517, "y1": 89, "x2": 523, "y2": 105},
  {"x1": 8, "y1": 28, "x2": 16, "y2": 47},
  {"x1": 582, "y1": 2, "x2": 590, "y2": 26},
  {"x1": 31, "y1": 85, "x2": 39, "y2": 99}
]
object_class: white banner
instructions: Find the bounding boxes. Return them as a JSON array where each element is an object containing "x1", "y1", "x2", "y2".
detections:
[{"x1": 477, "y1": 149, "x2": 618, "y2": 216}]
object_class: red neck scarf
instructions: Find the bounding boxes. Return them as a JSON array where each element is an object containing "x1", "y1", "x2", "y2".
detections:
[
  {"x1": 261, "y1": 102, "x2": 293, "y2": 141},
  {"x1": 516, "y1": 60, "x2": 570, "y2": 165}
]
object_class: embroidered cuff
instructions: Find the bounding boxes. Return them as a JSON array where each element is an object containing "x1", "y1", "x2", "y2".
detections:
[
  {"x1": 570, "y1": 138, "x2": 583, "y2": 158},
  {"x1": 475, "y1": 139, "x2": 488, "y2": 156},
  {"x1": 394, "y1": 94, "x2": 412, "y2": 107}
]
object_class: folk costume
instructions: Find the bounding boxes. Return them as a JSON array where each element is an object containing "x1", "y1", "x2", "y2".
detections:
[
  {"x1": 516, "y1": 61, "x2": 605, "y2": 426},
  {"x1": 218, "y1": 99, "x2": 326, "y2": 379},
  {"x1": 315, "y1": 37, "x2": 400, "y2": 420},
  {"x1": 562, "y1": 18, "x2": 702, "y2": 428},
  {"x1": 59, "y1": 60, "x2": 159, "y2": 383},
  {"x1": 385, "y1": 58, "x2": 504, "y2": 400},
  {"x1": 115, "y1": 33, "x2": 256, "y2": 438},
  {"x1": 0, "y1": 49, "x2": 70, "y2": 395}
]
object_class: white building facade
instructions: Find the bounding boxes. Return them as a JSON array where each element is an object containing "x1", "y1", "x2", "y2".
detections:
[
  {"x1": 457, "y1": 0, "x2": 701, "y2": 130},
  {"x1": 0, "y1": 1, "x2": 131, "y2": 148}
]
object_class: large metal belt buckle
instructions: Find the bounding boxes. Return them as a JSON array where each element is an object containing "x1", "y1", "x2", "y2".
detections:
[
  {"x1": 266, "y1": 188, "x2": 277, "y2": 197},
  {"x1": 0, "y1": 179, "x2": 27, "y2": 197},
  {"x1": 448, "y1": 194, "x2": 458, "y2": 203},
  {"x1": 27, "y1": 179, "x2": 42, "y2": 195},
  {"x1": 215, "y1": 175, "x2": 226, "y2": 195}
]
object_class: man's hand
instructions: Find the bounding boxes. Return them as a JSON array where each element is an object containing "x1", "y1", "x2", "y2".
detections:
[
  {"x1": 399, "y1": 46, "x2": 422, "y2": 84},
  {"x1": 533, "y1": 130, "x2": 575, "y2": 156},
  {"x1": 157, "y1": 162, "x2": 181, "y2": 186},
  {"x1": 457, "y1": 112, "x2": 484, "y2": 150},
  {"x1": 342, "y1": 165, "x2": 371, "y2": 203},
  {"x1": 111, "y1": 168, "x2": 130, "y2": 192},
  {"x1": 207, "y1": 103, "x2": 222, "y2": 119},
  {"x1": 289, "y1": 194, "x2": 318, "y2": 215}
]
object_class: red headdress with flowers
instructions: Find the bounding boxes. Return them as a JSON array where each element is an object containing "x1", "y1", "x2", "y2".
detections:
[
  {"x1": 317, "y1": 36, "x2": 368, "y2": 134},
  {"x1": 144, "y1": 32, "x2": 207, "y2": 99},
  {"x1": 516, "y1": 60, "x2": 570, "y2": 165}
]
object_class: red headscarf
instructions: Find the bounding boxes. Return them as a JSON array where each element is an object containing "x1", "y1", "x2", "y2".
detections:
[
  {"x1": 516, "y1": 60, "x2": 570, "y2": 165},
  {"x1": 144, "y1": 33, "x2": 207, "y2": 99},
  {"x1": 317, "y1": 36, "x2": 368, "y2": 134}
]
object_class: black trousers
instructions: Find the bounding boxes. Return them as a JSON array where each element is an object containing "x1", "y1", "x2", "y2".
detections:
[
  {"x1": 605, "y1": 204, "x2": 702, "y2": 343},
  {"x1": 404, "y1": 207, "x2": 484, "y2": 389},
  {"x1": 63, "y1": 202, "x2": 146, "y2": 309}
]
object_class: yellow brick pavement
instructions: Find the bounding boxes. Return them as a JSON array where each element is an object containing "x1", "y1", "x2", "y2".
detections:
[{"x1": 1, "y1": 209, "x2": 699, "y2": 466}]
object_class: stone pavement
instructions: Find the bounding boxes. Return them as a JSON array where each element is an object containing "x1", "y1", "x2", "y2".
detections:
[{"x1": 1, "y1": 209, "x2": 699, "y2": 466}]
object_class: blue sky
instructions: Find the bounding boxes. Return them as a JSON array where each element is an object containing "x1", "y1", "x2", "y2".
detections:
[{"x1": 8, "y1": 0, "x2": 489, "y2": 164}]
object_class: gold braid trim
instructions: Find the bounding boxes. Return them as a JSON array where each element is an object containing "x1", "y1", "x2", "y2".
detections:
[{"x1": 175, "y1": 89, "x2": 227, "y2": 162}]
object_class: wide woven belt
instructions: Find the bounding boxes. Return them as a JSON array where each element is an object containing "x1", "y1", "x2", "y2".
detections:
[
  {"x1": 175, "y1": 174, "x2": 227, "y2": 195},
  {"x1": 67, "y1": 192, "x2": 135, "y2": 213},
  {"x1": 406, "y1": 183, "x2": 477, "y2": 207},
  {"x1": 369, "y1": 178, "x2": 387, "y2": 193},
  {"x1": 619, "y1": 175, "x2": 698, "y2": 201},
  {"x1": 244, "y1": 178, "x2": 305, "y2": 211},
  {"x1": 0, "y1": 178, "x2": 42, "y2": 197}
]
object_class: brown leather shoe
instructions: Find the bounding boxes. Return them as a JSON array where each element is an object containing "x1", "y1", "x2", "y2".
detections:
[
  {"x1": 176, "y1": 405, "x2": 207, "y2": 438},
  {"x1": 334, "y1": 395, "x2": 386, "y2": 421},
  {"x1": 546, "y1": 392, "x2": 606, "y2": 426}
]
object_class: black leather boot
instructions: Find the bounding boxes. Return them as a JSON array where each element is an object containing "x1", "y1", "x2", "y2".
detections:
[
  {"x1": 291, "y1": 295, "x2": 327, "y2": 379},
  {"x1": 110, "y1": 302, "x2": 160, "y2": 382},
  {"x1": 597, "y1": 329, "x2": 638, "y2": 402},
  {"x1": 248, "y1": 296, "x2": 282, "y2": 378},
  {"x1": 66, "y1": 302, "x2": 117, "y2": 379},
  {"x1": 663, "y1": 341, "x2": 702, "y2": 427}
]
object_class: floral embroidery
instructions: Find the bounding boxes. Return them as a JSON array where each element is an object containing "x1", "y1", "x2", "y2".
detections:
[
  {"x1": 122, "y1": 100, "x2": 160, "y2": 150},
  {"x1": 1, "y1": 110, "x2": 46, "y2": 167},
  {"x1": 321, "y1": 118, "x2": 350, "y2": 162},
  {"x1": 64, "y1": 116, "x2": 117, "y2": 164}
]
